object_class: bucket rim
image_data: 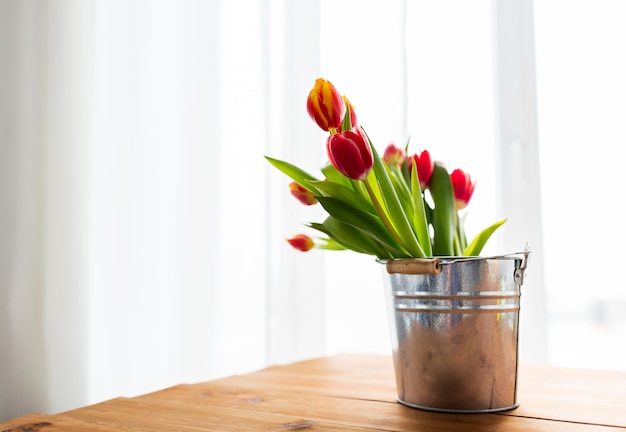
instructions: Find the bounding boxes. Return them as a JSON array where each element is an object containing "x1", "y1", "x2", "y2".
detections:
[
  {"x1": 380, "y1": 251, "x2": 531, "y2": 284},
  {"x1": 376, "y1": 250, "x2": 530, "y2": 265}
]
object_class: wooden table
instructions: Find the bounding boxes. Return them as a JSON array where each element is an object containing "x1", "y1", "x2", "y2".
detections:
[{"x1": 2, "y1": 354, "x2": 625, "y2": 431}]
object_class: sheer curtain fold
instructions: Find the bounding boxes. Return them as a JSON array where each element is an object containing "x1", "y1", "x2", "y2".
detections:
[
  {"x1": 265, "y1": 0, "x2": 328, "y2": 365},
  {"x1": 0, "y1": 1, "x2": 49, "y2": 417},
  {"x1": 492, "y1": 0, "x2": 547, "y2": 363},
  {"x1": 1, "y1": 0, "x2": 94, "y2": 418}
]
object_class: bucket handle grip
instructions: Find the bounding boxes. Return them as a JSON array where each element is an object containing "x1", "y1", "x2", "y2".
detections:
[{"x1": 386, "y1": 259, "x2": 443, "y2": 275}]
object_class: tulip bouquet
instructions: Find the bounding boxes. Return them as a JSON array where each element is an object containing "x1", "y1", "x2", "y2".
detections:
[{"x1": 266, "y1": 78, "x2": 506, "y2": 259}]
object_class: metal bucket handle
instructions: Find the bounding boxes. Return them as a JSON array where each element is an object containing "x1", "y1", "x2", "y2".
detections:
[{"x1": 385, "y1": 250, "x2": 531, "y2": 286}]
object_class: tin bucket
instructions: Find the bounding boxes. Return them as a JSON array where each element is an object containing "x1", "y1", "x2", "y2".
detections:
[{"x1": 379, "y1": 252, "x2": 530, "y2": 413}]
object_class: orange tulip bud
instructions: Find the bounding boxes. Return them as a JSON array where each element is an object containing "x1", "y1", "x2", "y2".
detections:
[
  {"x1": 287, "y1": 234, "x2": 315, "y2": 252},
  {"x1": 289, "y1": 182, "x2": 317, "y2": 205}
]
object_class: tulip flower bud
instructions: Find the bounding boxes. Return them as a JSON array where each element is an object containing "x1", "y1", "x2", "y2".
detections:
[
  {"x1": 383, "y1": 143, "x2": 406, "y2": 166},
  {"x1": 306, "y1": 78, "x2": 346, "y2": 133},
  {"x1": 450, "y1": 168, "x2": 476, "y2": 210},
  {"x1": 287, "y1": 234, "x2": 315, "y2": 252},
  {"x1": 408, "y1": 150, "x2": 434, "y2": 190},
  {"x1": 289, "y1": 182, "x2": 317, "y2": 205},
  {"x1": 326, "y1": 127, "x2": 374, "y2": 181}
]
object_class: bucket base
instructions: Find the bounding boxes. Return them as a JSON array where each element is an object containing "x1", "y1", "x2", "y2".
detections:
[{"x1": 396, "y1": 397, "x2": 519, "y2": 414}]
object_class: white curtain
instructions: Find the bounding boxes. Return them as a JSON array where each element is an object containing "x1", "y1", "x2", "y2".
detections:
[
  {"x1": 0, "y1": 0, "x2": 325, "y2": 419},
  {"x1": 1, "y1": 0, "x2": 551, "y2": 421},
  {"x1": 1, "y1": 0, "x2": 95, "y2": 418}
]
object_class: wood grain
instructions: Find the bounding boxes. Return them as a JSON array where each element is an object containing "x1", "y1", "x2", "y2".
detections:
[{"x1": 1, "y1": 354, "x2": 625, "y2": 432}]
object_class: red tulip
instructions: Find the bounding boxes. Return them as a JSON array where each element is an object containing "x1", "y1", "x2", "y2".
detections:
[
  {"x1": 287, "y1": 234, "x2": 315, "y2": 252},
  {"x1": 408, "y1": 150, "x2": 434, "y2": 190},
  {"x1": 450, "y1": 168, "x2": 476, "y2": 210},
  {"x1": 306, "y1": 78, "x2": 345, "y2": 132},
  {"x1": 326, "y1": 127, "x2": 373, "y2": 181},
  {"x1": 289, "y1": 182, "x2": 317, "y2": 205},
  {"x1": 383, "y1": 143, "x2": 406, "y2": 166}
]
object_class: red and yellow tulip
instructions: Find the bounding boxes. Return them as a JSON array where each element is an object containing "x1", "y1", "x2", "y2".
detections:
[
  {"x1": 289, "y1": 182, "x2": 317, "y2": 205},
  {"x1": 306, "y1": 78, "x2": 345, "y2": 133}
]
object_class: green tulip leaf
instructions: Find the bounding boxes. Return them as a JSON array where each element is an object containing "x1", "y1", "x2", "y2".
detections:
[
  {"x1": 316, "y1": 196, "x2": 408, "y2": 256},
  {"x1": 316, "y1": 237, "x2": 349, "y2": 251},
  {"x1": 463, "y1": 218, "x2": 507, "y2": 256},
  {"x1": 457, "y1": 212, "x2": 468, "y2": 252},
  {"x1": 265, "y1": 156, "x2": 321, "y2": 194},
  {"x1": 428, "y1": 162, "x2": 455, "y2": 256},
  {"x1": 388, "y1": 165, "x2": 415, "y2": 222},
  {"x1": 308, "y1": 180, "x2": 376, "y2": 215},
  {"x1": 410, "y1": 163, "x2": 432, "y2": 256},
  {"x1": 310, "y1": 219, "x2": 393, "y2": 257},
  {"x1": 321, "y1": 162, "x2": 353, "y2": 188}
]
